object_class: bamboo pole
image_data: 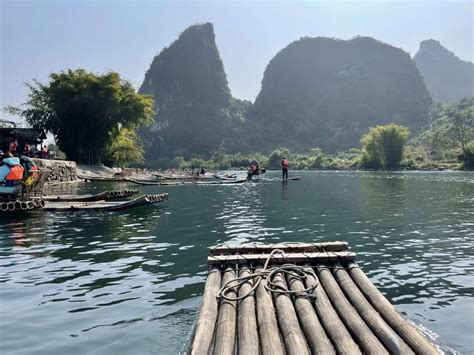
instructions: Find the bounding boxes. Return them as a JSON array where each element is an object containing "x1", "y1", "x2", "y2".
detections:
[
  {"x1": 208, "y1": 251, "x2": 356, "y2": 265},
  {"x1": 214, "y1": 267, "x2": 237, "y2": 355},
  {"x1": 210, "y1": 242, "x2": 349, "y2": 255},
  {"x1": 255, "y1": 268, "x2": 285, "y2": 355},
  {"x1": 287, "y1": 270, "x2": 336, "y2": 354},
  {"x1": 333, "y1": 267, "x2": 414, "y2": 354},
  {"x1": 237, "y1": 266, "x2": 259, "y2": 355},
  {"x1": 347, "y1": 263, "x2": 440, "y2": 354},
  {"x1": 190, "y1": 267, "x2": 221, "y2": 355},
  {"x1": 317, "y1": 266, "x2": 388, "y2": 354},
  {"x1": 272, "y1": 272, "x2": 309, "y2": 355},
  {"x1": 304, "y1": 269, "x2": 361, "y2": 354}
]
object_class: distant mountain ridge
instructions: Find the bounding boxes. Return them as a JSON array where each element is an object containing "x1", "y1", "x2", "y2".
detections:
[
  {"x1": 414, "y1": 39, "x2": 474, "y2": 102},
  {"x1": 247, "y1": 36, "x2": 431, "y2": 152},
  {"x1": 140, "y1": 25, "x2": 474, "y2": 159}
]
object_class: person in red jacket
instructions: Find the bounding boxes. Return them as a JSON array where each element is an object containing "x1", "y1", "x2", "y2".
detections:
[{"x1": 281, "y1": 157, "x2": 289, "y2": 180}]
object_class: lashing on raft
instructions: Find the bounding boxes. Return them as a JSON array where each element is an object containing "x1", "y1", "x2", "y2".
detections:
[{"x1": 189, "y1": 242, "x2": 441, "y2": 354}]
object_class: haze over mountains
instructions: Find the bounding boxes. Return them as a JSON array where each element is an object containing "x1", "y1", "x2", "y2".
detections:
[
  {"x1": 249, "y1": 36, "x2": 431, "y2": 152},
  {"x1": 414, "y1": 39, "x2": 474, "y2": 103},
  {"x1": 140, "y1": 23, "x2": 473, "y2": 159}
]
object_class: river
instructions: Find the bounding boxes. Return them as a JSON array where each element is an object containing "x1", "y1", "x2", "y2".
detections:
[{"x1": 0, "y1": 171, "x2": 472, "y2": 354}]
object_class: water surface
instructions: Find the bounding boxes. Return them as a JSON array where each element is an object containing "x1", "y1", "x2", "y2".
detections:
[{"x1": 0, "y1": 171, "x2": 473, "y2": 354}]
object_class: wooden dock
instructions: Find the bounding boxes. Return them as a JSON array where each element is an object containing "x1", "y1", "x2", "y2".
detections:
[{"x1": 189, "y1": 242, "x2": 440, "y2": 354}]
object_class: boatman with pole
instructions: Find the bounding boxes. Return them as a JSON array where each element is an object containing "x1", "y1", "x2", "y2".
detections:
[{"x1": 281, "y1": 157, "x2": 289, "y2": 180}]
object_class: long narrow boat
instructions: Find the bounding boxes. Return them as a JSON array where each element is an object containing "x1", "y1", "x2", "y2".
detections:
[
  {"x1": 43, "y1": 189, "x2": 139, "y2": 202},
  {"x1": 76, "y1": 174, "x2": 128, "y2": 182},
  {"x1": 189, "y1": 242, "x2": 441, "y2": 355},
  {"x1": 43, "y1": 193, "x2": 168, "y2": 211},
  {"x1": 128, "y1": 178, "x2": 184, "y2": 186}
]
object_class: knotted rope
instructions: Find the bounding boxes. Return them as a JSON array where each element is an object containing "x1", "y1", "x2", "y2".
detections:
[{"x1": 217, "y1": 249, "x2": 318, "y2": 301}]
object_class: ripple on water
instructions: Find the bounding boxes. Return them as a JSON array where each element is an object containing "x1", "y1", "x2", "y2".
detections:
[{"x1": 0, "y1": 171, "x2": 472, "y2": 354}]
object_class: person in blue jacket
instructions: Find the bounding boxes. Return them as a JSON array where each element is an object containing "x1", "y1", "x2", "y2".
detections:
[{"x1": 0, "y1": 153, "x2": 24, "y2": 194}]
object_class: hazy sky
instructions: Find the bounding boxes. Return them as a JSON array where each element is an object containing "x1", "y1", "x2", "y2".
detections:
[{"x1": 1, "y1": 0, "x2": 473, "y2": 122}]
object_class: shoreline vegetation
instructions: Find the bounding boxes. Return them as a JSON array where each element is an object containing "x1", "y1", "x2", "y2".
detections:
[
  {"x1": 147, "y1": 146, "x2": 464, "y2": 172},
  {"x1": 146, "y1": 117, "x2": 473, "y2": 172}
]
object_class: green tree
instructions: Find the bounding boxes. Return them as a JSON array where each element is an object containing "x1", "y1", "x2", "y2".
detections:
[
  {"x1": 458, "y1": 140, "x2": 474, "y2": 169},
  {"x1": 411, "y1": 97, "x2": 474, "y2": 165},
  {"x1": 444, "y1": 98, "x2": 474, "y2": 154},
  {"x1": 106, "y1": 128, "x2": 145, "y2": 167},
  {"x1": 361, "y1": 124, "x2": 410, "y2": 169},
  {"x1": 8, "y1": 69, "x2": 154, "y2": 164},
  {"x1": 267, "y1": 148, "x2": 290, "y2": 169}
]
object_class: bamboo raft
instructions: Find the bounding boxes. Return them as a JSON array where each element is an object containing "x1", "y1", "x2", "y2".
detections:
[
  {"x1": 0, "y1": 198, "x2": 45, "y2": 213},
  {"x1": 43, "y1": 193, "x2": 168, "y2": 211},
  {"x1": 190, "y1": 242, "x2": 440, "y2": 355},
  {"x1": 43, "y1": 189, "x2": 139, "y2": 202},
  {"x1": 77, "y1": 174, "x2": 128, "y2": 182},
  {"x1": 128, "y1": 178, "x2": 247, "y2": 186}
]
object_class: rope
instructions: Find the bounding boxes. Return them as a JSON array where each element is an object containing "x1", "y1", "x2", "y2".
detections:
[{"x1": 217, "y1": 249, "x2": 318, "y2": 302}]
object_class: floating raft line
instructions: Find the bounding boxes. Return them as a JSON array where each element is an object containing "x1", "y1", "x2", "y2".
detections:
[
  {"x1": 128, "y1": 178, "x2": 247, "y2": 186},
  {"x1": 77, "y1": 174, "x2": 129, "y2": 182},
  {"x1": 43, "y1": 189, "x2": 139, "y2": 202},
  {"x1": 43, "y1": 193, "x2": 168, "y2": 211},
  {"x1": 190, "y1": 242, "x2": 440, "y2": 355}
]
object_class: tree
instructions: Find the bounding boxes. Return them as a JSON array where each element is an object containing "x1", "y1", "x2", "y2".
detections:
[
  {"x1": 267, "y1": 148, "x2": 290, "y2": 169},
  {"x1": 7, "y1": 69, "x2": 154, "y2": 164},
  {"x1": 444, "y1": 97, "x2": 474, "y2": 154},
  {"x1": 105, "y1": 128, "x2": 144, "y2": 167},
  {"x1": 458, "y1": 141, "x2": 474, "y2": 169},
  {"x1": 360, "y1": 124, "x2": 410, "y2": 169},
  {"x1": 411, "y1": 97, "x2": 474, "y2": 164}
]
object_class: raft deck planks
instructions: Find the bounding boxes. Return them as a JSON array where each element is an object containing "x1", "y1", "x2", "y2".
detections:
[{"x1": 190, "y1": 242, "x2": 440, "y2": 354}]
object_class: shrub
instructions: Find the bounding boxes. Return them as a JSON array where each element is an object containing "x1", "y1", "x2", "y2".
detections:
[
  {"x1": 458, "y1": 141, "x2": 474, "y2": 169},
  {"x1": 360, "y1": 124, "x2": 410, "y2": 169}
]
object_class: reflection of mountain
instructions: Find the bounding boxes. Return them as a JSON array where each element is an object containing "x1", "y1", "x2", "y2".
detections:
[{"x1": 414, "y1": 39, "x2": 474, "y2": 102}]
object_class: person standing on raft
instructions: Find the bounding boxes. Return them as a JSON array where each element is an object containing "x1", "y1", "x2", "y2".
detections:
[
  {"x1": 247, "y1": 163, "x2": 259, "y2": 181},
  {"x1": 281, "y1": 157, "x2": 289, "y2": 180}
]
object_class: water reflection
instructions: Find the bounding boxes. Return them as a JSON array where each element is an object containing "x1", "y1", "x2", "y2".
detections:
[
  {"x1": 282, "y1": 180, "x2": 288, "y2": 201},
  {"x1": 215, "y1": 184, "x2": 268, "y2": 244}
]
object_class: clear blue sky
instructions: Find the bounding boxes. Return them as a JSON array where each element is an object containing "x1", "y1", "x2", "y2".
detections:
[{"x1": 1, "y1": 0, "x2": 473, "y2": 123}]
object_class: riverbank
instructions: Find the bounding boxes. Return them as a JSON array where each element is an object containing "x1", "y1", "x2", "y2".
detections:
[{"x1": 35, "y1": 157, "x2": 464, "y2": 188}]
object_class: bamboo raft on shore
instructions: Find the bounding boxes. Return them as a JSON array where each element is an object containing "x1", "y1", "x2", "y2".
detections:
[
  {"x1": 189, "y1": 242, "x2": 440, "y2": 355},
  {"x1": 43, "y1": 189, "x2": 139, "y2": 202},
  {"x1": 43, "y1": 193, "x2": 168, "y2": 211}
]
